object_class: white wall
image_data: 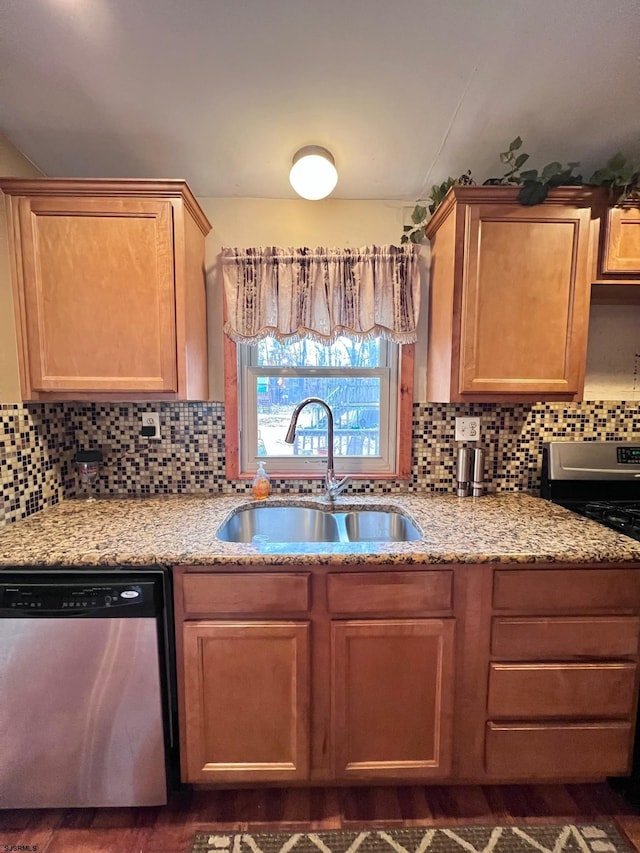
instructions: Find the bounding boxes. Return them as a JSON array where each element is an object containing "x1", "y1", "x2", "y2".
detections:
[
  {"x1": 584, "y1": 304, "x2": 640, "y2": 400},
  {"x1": 0, "y1": 135, "x2": 43, "y2": 402}
]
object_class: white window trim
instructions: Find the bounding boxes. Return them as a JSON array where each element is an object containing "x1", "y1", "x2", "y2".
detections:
[{"x1": 237, "y1": 340, "x2": 400, "y2": 477}]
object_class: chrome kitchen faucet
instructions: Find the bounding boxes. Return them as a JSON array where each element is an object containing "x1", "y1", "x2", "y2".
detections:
[{"x1": 284, "y1": 397, "x2": 350, "y2": 501}]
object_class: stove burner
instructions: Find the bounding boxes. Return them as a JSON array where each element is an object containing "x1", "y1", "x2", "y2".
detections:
[
  {"x1": 582, "y1": 501, "x2": 640, "y2": 539},
  {"x1": 584, "y1": 502, "x2": 614, "y2": 520}
]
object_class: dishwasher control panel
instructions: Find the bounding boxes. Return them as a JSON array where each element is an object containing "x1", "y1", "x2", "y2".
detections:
[{"x1": 0, "y1": 580, "x2": 159, "y2": 617}]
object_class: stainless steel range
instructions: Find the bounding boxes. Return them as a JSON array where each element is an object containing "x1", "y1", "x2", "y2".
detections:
[{"x1": 541, "y1": 441, "x2": 640, "y2": 541}]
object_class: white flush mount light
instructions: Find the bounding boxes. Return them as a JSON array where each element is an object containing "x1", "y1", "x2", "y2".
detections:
[{"x1": 289, "y1": 145, "x2": 338, "y2": 200}]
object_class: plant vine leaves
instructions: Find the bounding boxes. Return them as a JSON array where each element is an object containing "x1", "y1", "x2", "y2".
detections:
[
  {"x1": 399, "y1": 139, "x2": 638, "y2": 245},
  {"x1": 411, "y1": 204, "x2": 428, "y2": 224},
  {"x1": 517, "y1": 181, "x2": 550, "y2": 206}
]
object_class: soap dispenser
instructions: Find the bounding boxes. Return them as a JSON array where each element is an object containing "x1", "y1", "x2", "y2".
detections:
[{"x1": 252, "y1": 461, "x2": 271, "y2": 499}]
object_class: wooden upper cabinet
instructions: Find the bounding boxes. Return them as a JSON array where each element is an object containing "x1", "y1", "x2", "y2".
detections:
[
  {"x1": 596, "y1": 205, "x2": 640, "y2": 278},
  {"x1": 425, "y1": 186, "x2": 598, "y2": 402},
  {"x1": 1, "y1": 178, "x2": 212, "y2": 401}
]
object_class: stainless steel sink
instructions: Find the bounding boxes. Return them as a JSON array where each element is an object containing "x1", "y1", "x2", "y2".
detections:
[
  {"x1": 216, "y1": 505, "x2": 421, "y2": 544},
  {"x1": 342, "y1": 510, "x2": 421, "y2": 542},
  {"x1": 216, "y1": 505, "x2": 341, "y2": 543}
]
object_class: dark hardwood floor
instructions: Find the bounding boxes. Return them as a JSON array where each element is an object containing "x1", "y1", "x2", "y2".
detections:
[{"x1": 1, "y1": 783, "x2": 640, "y2": 853}]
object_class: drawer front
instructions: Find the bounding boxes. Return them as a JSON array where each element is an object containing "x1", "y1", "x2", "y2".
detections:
[
  {"x1": 485, "y1": 722, "x2": 632, "y2": 778},
  {"x1": 491, "y1": 616, "x2": 640, "y2": 660},
  {"x1": 182, "y1": 573, "x2": 310, "y2": 616},
  {"x1": 493, "y1": 569, "x2": 640, "y2": 613},
  {"x1": 327, "y1": 571, "x2": 453, "y2": 616},
  {"x1": 487, "y1": 662, "x2": 637, "y2": 718}
]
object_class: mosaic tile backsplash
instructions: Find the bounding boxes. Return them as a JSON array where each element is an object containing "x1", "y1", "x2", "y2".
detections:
[{"x1": 1, "y1": 400, "x2": 639, "y2": 528}]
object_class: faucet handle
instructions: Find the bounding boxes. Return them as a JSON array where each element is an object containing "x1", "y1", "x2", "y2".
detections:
[{"x1": 326, "y1": 472, "x2": 350, "y2": 500}]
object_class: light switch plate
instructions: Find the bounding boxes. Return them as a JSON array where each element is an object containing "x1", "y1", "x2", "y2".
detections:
[
  {"x1": 141, "y1": 411, "x2": 161, "y2": 439},
  {"x1": 455, "y1": 416, "x2": 480, "y2": 441}
]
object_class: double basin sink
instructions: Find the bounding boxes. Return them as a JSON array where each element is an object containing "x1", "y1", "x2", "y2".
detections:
[{"x1": 217, "y1": 505, "x2": 421, "y2": 545}]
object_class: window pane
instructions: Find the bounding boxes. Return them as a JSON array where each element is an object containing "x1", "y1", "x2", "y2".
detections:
[
  {"x1": 256, "y1": 337, "x2": 381, "y2": 368},
  {"x1": 256, "y1": 376, "x2": 381, "y2": 458}
]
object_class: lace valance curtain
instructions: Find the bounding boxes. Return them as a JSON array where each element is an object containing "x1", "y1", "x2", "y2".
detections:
[{"x1": 222, "y1": 244, "x2": 420, "y2": 345}]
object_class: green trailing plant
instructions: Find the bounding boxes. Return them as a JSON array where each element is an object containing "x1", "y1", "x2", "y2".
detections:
[
  {"x1": 589, "y1": 152, "x2": 640, "y2": 203},
  {"x1": 401, "y1": 172, "x2": 472, "y2": 245},
  {"x1": 516, "y1": 159, "x2": 583, "y2": 205},
  {"x1": 401, "y1": 138, "x2": 640, "y2": 243},
  {"x1": 498, "y1": 136, "x2": 530, "y2": 183},
  {"x1": 485, "y1": 136, "x2": 582, "y2": 204}
]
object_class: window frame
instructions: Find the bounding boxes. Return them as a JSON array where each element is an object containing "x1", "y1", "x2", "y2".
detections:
[
  {"x1": 223, "y1": 334, "x2": 414, "y2": 482},
  {"x1": 239, "y1": 340, "x2": 395, "y2": 476}
]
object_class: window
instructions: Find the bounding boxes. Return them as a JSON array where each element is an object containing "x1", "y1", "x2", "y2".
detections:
[
  {"x1": 221, "y1": 244, "x2": 419, "y2": 481},
  {"x1": 236, "y1": 336, "x2": 403, "y2": 477}
]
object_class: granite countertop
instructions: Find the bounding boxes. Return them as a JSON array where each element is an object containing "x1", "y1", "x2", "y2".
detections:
[{"x1": 0, "y1": 492, "x2": 639, "y2": 568}]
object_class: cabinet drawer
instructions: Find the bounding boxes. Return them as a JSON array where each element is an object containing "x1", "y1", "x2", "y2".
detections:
[
  {"x1": 182, "y1": 573, "x2": 310, "y2": 616},
  {"x1": 327, "y1": 571, "x2": 452, "y2": 615},
  {"x1": 485, "y1": 722, "x2": 632, "y2": 778},
  {"x1": 493, "y1": 569, "x2": 640, "y2": 613},
  {"x1": 492, "y1": 616, "x2": 640, "y2": 660},
  {"x1": 487, "y1": 662, "x2": 637, "y2": 718}
]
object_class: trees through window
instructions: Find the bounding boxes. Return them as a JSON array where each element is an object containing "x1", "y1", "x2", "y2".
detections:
[{"x1": 238, "y1": 336, "x2": 399, "y2": 476}]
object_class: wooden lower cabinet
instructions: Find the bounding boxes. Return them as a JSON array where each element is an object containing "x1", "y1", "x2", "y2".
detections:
[
  {"x1": 331, "y1": 619, "x2": 455, "y2": 780},
  {"x1": 174, "y1": 562, "x2": 640, "y2": 786},
  {"x1": 182, "y1": 620, "x2": 310, "y2": 783},
  {"x1": 485, "y1": 567, "x2": 640, "y2": 780}
]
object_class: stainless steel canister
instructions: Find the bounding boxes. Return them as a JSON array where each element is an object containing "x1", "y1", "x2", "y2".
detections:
[
  {"x1": 456, "y1": 447, "x2": 473, "y2": 497},
  {"x1": 472, "y1": 447, "x2": 485, "y2": 497}
]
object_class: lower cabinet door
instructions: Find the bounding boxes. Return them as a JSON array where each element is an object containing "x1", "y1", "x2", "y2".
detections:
[
  {"x1": 182, "y1": 620, "x2": 310, "y2": 783},
  {"x1": 331, "y1": 619, "x2": 455, "y2": 780}
]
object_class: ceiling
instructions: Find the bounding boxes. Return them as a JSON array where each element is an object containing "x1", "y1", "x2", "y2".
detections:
[{"x1": 1, "y1": 0, "x2": 639, "y2": 200}]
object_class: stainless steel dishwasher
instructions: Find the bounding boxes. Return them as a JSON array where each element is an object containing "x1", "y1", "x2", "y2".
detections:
[{"x1": 0, "y1": 568, "x2": 174, "y2": 808}]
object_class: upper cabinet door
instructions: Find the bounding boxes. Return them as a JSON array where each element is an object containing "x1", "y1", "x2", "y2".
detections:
[
  {"x1": 17, "y1": 195, "x2": 178, "y2": 393},
  {"x1": 599, "y1": 206, "x2": 640, "y2": 276},
  {"x1": 425, "y1": 187, "x2": 596, "y2": 402},
  {"x1": 459, "y1": 202, "x2": 592, "y2": 396},
  {"x1": 1, "y1": 178, "x2": 211, "y2": 401}
]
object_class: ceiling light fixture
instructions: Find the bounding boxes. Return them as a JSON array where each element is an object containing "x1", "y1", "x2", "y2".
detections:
[{"x1": 289, "y1": 145, "x2": 338, "y2": 200}]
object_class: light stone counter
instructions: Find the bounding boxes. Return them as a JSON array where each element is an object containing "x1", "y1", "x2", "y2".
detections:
[{"x1": 0, "y1": 492, "x2": 639, "y2": 568}]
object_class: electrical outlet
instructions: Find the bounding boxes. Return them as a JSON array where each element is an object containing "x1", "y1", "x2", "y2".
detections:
[
  {"x1": 140, "y1": 411, "x2": 161, "y2": 439},
  {"x1": 455, "y1": 416, "x2": 480, "y2": 442}
]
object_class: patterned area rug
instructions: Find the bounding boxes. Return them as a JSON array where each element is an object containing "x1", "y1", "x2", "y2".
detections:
[{"x1": 190, "y1": 825, "x2": 633, "y2": 853}]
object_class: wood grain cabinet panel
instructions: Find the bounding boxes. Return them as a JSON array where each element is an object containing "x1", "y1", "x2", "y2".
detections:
[
  {"x1": 331, "y1": 619, "x2": 455, "y2": 780},
  {"x1": 424, "y1": 186, "x2": 596, "y2": 402},
  {"x1": 487, "y1": 662, "x2": 637, "y2": 719},
  {"x1": 327, "y1": 571, "x2": 452, "y2": 615},
  {"x1": 1, "y1": 178, "x2": 211, "y2": 401},
  {"x1": 493, "y1": 569, "x2": 640, "y2": 613},
  {"x1": 599, "y1": 206, "x2": 640, "y2": 276},
  {"x1": 182, "y1": 620, "x2": 310, "y2": 783},
  {"x1": 491, "y1": 616, "x2": 640, "y2": 660},
  {"x1": 485, "y1": 721, "x2": 632, "y2": 778},
  {"x1": 182, "y1": 572, "x2": 310, "y2": 617},
  {"x1": 174, "y1": 562, "x2": 640, "y2": 787}
]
